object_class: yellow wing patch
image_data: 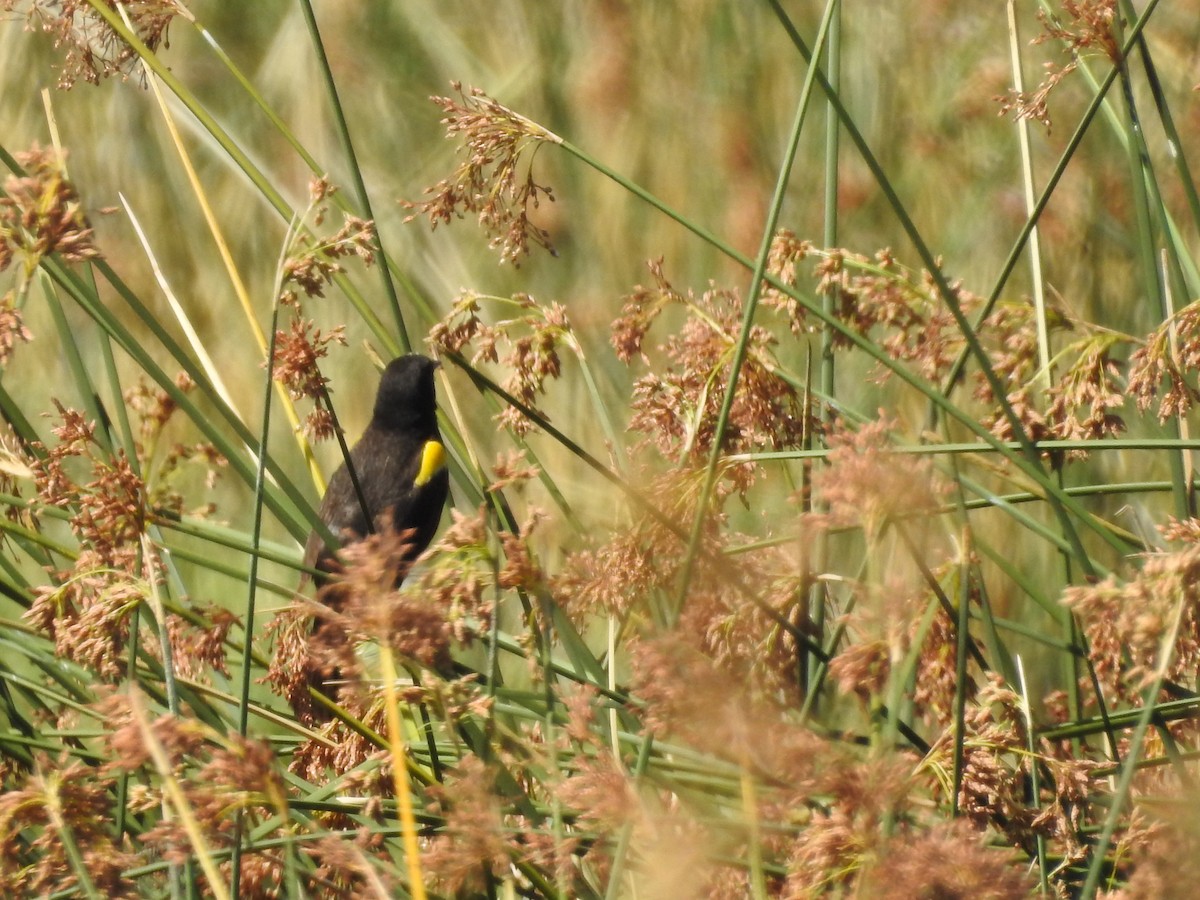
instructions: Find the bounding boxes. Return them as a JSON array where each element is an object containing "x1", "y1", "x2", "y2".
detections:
[{"x1": 413, "y1": 439, "x2": 447, "y2": 487}]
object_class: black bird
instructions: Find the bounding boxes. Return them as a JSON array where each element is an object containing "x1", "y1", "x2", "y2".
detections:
[
  {"x1": 304, "y1": 353, "x2": 450, "y2": 584},
  {"x1": 297, "y1": 354, "x2": 450, "y2": 719}
]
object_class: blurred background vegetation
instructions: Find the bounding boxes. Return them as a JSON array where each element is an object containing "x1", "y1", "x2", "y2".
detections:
[{"x1": 3, "y1": 0, "x2": 1200, "y2": 896}]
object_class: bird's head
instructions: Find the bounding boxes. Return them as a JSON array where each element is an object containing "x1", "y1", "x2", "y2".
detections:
[{"x1": 372, "y1": 354, "x2": 440, "y2": 431}]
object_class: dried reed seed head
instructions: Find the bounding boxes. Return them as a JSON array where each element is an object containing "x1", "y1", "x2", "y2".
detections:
[
  {"x1": 761, "y1": 240, "x2": 1136, "y2": 452},
  {"x1": 1128, "y1": 302, "x2": 1200, "y2": 423},
  {"x1": 33, "y1": 403, "x2": 150, "y2": 565},
  {"x1": 1160, "y1": 515, "x2": 1200, "y2": 543},
  {"x1": 27, "y1": 549, "x2": 140, "y2": 680},
  {"x1": 554, "y1": 528, "x2": 662, "y2": 623},
  {"x1": 811, "y1": 413, "x2": 946, "y2": 538},
  {"x1": 0, "y1": 145, "x2": 99, "y2": 272},
  {"x1": 785, "y1": 757, "x2": 917, "y2": 896},
  {"x1": 162, "y1": 605, "x2": 239, "y2": 682},
  {"x1": 280, "y1": 213, "x2": 376, "y2": 304},
  {"x1": 429, "y1": 292, "x2": 570, "y2": 435},
  {"x1": 98, "y1": 696, "x2": 290, "y2": 885},
  {"x1": 760, "y1": 228, "x2": 814, "y2": 335},
  {"x1": 0, "y1": 290, "x2": 33, "y2": 365},
  {"x1": 610, "y1": 257, "x2": 681, "y2": 363},
  {"x1": 1063, "y1": 542, "x2": 1200, "y2": 699},
  {"x1": 827, "y1": 639, "x2": 891, "y2": 703},
  {"x1": 123, "y1": 376, "x2": 179, "y2": 444},
  {"x1": 911, "y1": 604, "x2": 976, "y2": 726},
  {"x1": 0, "y1": 753, "x2": 138, "y2": 896},
  {"x1": 5, "y1": 0, "x2": 177, "y2": 88},
  {"x1": 275, "y1": 498, "x2": 538, "y2": 717},
  {"x1": 996, "y1": 0, "x2": 1117, "y2": 130},
  {"x1": 309, "y1": 520, "x2": 449, "y2": 656},
  {"x1": 399, "y1": 499, "x2": 544, "y2": 639},
  {"x1": 487, "y1": 448, "x2": 540, "y2": 492},
  {"x1": 557, "y1": 752, "x2": 643, "y2": 838},
  {"x1": 677, "y1": 547, "x2": 811, "y2": 698},
  {"x1": 615, "y1": 261, "x2": 810, "y2": 495},
  {"x1": 270, "y1": 319, "x2": 346, "y2": 400},
  {"x1": 102, "y1": 694, "x2": 208, "y2": 776},
  {"x1": 626, "y1": 633, "x2": 824, "y2": 779},
  {"x1": 404, "y1": 82, "x2": 558, "y2": 265},
  {"x1": 307, "y1": 175, "x2": 337, "y2": 227},
  {"x1": 1037, "y1": 0, "x2": 1119, "y2": 60},
  {"x1": 269, "y1": 318, "x2": 347, "y2": 439},
  {"x1": 421, "y1": 757, "x2": 513, "y2": 895},
  {"x1": 855, "y1": 821, "x2": 1034, "y2": 900},
  {"x1": 24, "y1": 395, "x2": 227, "y2": 684},
  {"x1": 428, "y1": 291, "x2": 488, "y2": 357}
]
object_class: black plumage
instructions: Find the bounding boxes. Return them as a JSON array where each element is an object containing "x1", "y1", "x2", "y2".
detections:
[{"x1": 304, "y1": 353, "x2": 449, "y2": 585}]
